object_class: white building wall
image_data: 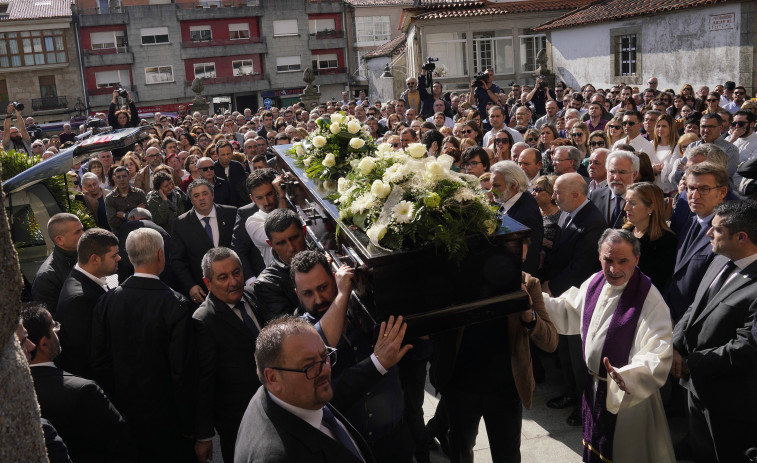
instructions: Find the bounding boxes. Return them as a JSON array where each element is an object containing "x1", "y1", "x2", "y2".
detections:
[{"x1": 550, "y1": 3, "x2": 744, "y2": 90}]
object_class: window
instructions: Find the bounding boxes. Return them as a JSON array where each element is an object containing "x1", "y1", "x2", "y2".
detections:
[
  {"x1": 90, "y1": 31, "x2": 126, "y2": 53},
  {"x1": 229, "y1": 23, "x2": 250, "y2": 40},
  {"x1": 473, "y1": 32, "x2": 513, "y2": 75},
  {"x1": 0, "y1": 4, "x2": 8, "y2": 15},
  {"x1": 0, "y1": 30, "x2": 67, "y2": 69},
  {"x1": 145, "y1": 65, "x2": 174, "y2": 84},
  {"x1": 519, "y1": 34, "x2": 546, "y2": 72},
  {"x1": 95, "y1": 69, "x2": 130, "y2": 88},
  {"x1": 615, "y1": 34, "x2": 637, "y2": 76},
  {"x1": 39, "y1": 75, "x2": 57, "y2": 98},
  {"x1": 193, "y1": 62, "x2": 216, "y2": 79},
  {"x1": 308, "y1": 18, "x2": 336, "y2": 37},
  {"x1": 354, "y1": 16, "x2": 390, "y2": 45},
  {"x1": 273, "y1": 20, "x2": 298, "y2": 37},
  {"x1": 276, "y1": 55, "x2": 301, "y2": 72},
  {"x1": 232, "y1": 59, "x2": 253, "y2": 76},
  {"x1": 140, "y1": 27, "x2": 169, "y2": 45},
  {"x1": 312, "y1": 53, "x2": 337, "y2": 70},
  {"x1": 426, "y1": 32, "x2": 467, "y2": 77},
  {"x1": 355, "y1": 50, "x2": 368, "y2": 80},
  {"x1": 189, "y1": 25, "x2": 212, "y2": 43}
]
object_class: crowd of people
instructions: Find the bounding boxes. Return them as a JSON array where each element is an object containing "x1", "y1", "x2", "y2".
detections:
[{"x1": 6, "y1": 71, "x2": 757, "y2": 463}]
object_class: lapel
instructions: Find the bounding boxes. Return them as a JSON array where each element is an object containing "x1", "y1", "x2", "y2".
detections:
[
  {"x1": 675, "y1": 219, "x2": 711, "y2": 273},
  {"x1": 691, "y1": 260, "x2": 757, "y2": 327},
  {"x1": 598, "y1": 188, "x2": 612, "y2": 222},
  {"x1": 73, "y1": 268, "x2": 106, "y2": 294},
  {"x1": 209, "y1": 292, "x2": 256, "y2": 341},
  {"x1": 327, "y1": 402, "x2": 375, "y2": 463},
  {"x1": 186, "y1": 209, "x2": 213, "y2": 248},
  {"x1": 216, "y1": 205, "x2": 233, "y2": 245}
]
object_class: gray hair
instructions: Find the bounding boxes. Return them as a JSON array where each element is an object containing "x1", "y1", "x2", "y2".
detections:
[
  {"x1": 127, "y1": 207, "x2": 152, "y2": 221},
  {"x1": 126, "y1": 228, "x2": 164, "y2": 267},
  {"x1": 187, "y1": 178, "x2": 214, "y2": 197},
  {"x1": 201, "y1": 247, "x2": 242, "y2": 280},
  {"x1": 564, "y1": 108, "x2": 580, "y2": 119},
  {"x1": 490, "y1": 160, "x2": 529, "y2": 193},
  {"x1": 606, "y1": 150, "x2": 640, "y2": 174},
  {"x1": 687, "y1": 143, "x2": 727, "y2": 169},
  {"x1": 511, "y1": 141, "x2": 529, "y2": 152},
  {"x1": 555, "y1": 145, "x2": 582, "y2": 169},
  {"x1": 255, "y1": 316, "x2": 318, "y2": 385},
  {"x1": 598, "y1": 228, "x2": 641, "y2": 258},
  {"x1": 81, "y1": 172, "x2": 99, "y2": 186}
]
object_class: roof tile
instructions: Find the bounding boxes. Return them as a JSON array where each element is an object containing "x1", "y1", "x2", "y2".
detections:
[
  {"x1": 345, "y1": 0, "x2": 414, "y2": 5},
  {"x1": 413, "y1": 0, "x2": 593, "y2": 20},
  {"x1": 363, "y1": 32, "x2": 407, "y2": 58},
  {"x1": 0, "y1": 0, "x2": 72, "y2": 21}
]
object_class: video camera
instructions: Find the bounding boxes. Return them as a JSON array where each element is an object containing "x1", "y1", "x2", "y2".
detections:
[
  {"x1": 472, "y1": 71, "x2": 488, "y2": 88},
  {"x1": 117, "y1": 88, "x2": 129, "y2": 99},
  {"x1": 422, "y1": 57, "x2": 438, "y2": 87},
  {"x1": 10, "y1": 101, "x2": 24, "y2": 111}
]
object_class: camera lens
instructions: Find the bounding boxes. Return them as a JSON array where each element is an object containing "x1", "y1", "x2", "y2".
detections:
[{"x1": 12, "y1": 102, "x2": 24, "y2": 111}]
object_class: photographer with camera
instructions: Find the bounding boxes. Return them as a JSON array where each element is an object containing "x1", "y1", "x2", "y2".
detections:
[
  {"x1": 525, "y1": 76, "x2": 556, "y2": 118},
  {"x1": 469, "y1": 68, "x2": 501, "y2": 112},
  {"x1": 108, "y1": 89, "x2": 140, "y2": 130},
  {"x1": 3, "y1": 103, "x2": 32, "y2": 155}
]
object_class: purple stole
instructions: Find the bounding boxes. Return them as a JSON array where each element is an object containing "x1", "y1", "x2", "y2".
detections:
[{"x1": 581, "y1": 268, "x2": 651, "y2": 463}]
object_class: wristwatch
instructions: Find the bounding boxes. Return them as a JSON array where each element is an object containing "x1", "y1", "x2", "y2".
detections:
[{"x1": 521, "y1": 309, "x2": 537, "y2": 330}]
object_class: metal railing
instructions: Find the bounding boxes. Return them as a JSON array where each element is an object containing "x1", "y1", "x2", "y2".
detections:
[
  {"x1": 181, "y1": 37, "x2": 263, "y2": 48},
  {"x1": 184, "y1": 74, "x2": 264, "y2": 86},
  {"x1": 32, "y1": 96, "x2": 68, "y2": 111}
]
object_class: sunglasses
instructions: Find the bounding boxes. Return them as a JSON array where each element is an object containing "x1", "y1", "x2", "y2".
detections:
[
  {"x1": 533, "y1": 187, "x2": 546, "y2": 193},
  {"x1": 707, "y1": 99, "x2": 719, "y2": 103},
  {"x1": 571, "y1": 132, "x2": 584, "y2": 137},
  {"x1": 622, "y1": 121, "x2": 636, "y2": 126},
  {"x1": 526, "y1": 137, "x2": 537, "y2": 143},
  {"x1": 608, "y1": 124, "x2": 622, "y2": 130},
  {"x1": 199, "y1": 166, "x2": 214, "y2": 171},
  {"x1": 590, "y1": 141, "x2": 606, "y2": 147},
  {"x1": 731, "y1": 121, "x2": 748, "y2": 127},
  {"x1": 462, "y1": 129, "x2": 474, "y2": 134},
  {"x1": 735, "y1": 92, "x2": 746, "y2": 96},
  {"x1": 494, "y1": 139, "x2": 510, "y2": 144}
]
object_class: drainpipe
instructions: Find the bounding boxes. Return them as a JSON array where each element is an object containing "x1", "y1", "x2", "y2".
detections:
[{"x1": 72, "y1": 4, "x2": 90, "y2": 117}]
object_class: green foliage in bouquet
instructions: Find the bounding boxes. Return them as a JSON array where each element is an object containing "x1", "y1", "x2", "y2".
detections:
[
  {"x1": 289, "y1": 112, "x2": 376, "y2": 180},
  {"x1": 332, "y1": 142, "x2": 500, "y2": 264}
]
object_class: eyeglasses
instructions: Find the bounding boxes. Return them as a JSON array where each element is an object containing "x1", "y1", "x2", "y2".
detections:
[
  {"x1": 621, "y1": 121, "x2": 636, "y2": 126},
  {"x1": 700, "y1": 124, "x2": 719, "y2": 129},
  {"x1": 608, "y1": 124, "x2": 622, "y2": 130},
  {"x1": 533, "y1": 186, "x2": 546, "y2": 193},
  {"x1": 589, "y1": 141, "x2": 606, "y2": 147},
  {"x1": 648, "y1": 81, "x2": 658, "y2": 85},
  {"x1": 494, "y1": 138, "x2": 510, "y2": 144},
  {"x1": 571, "y1": 132, "x2": 584, "y2": 138},
  {"x1": 270, "y1": 347, "x2": 338, "y2": 380},
  {"x1": 608, "y1": 169, "x2": 631, "y2": 176},
  {"x1": 552, "y1": 158, "x2": 568, "y2": 164},
  {"x1": 462, "y1": 129, "x2": 474, "y2": 135},
  {"x1": 463, "y1": 160, "x2": 482, "y2": 168},
  {"x1": 686, "y1": 185, "x2": 722, "y2": 196},
  {"x1": 199, "y1": 166, "x2": 214, "y2": 171},
  {"x1": 610, "y1": 90, "x2": 620, "y2": 94},
  {"x1": 407, "y1": 83, "x2": 417, "y2": 87},
  {"x1": 732, "y1": 121, "x2": 748, "y2": 127},
  {"x1": 526, "y1": 137, "x2": 537, "y2": 143},
  {"x1": 706, "y1": 99, "x2": 719, "y2": 103}
]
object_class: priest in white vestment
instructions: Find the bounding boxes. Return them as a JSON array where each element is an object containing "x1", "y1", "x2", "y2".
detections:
[{"x1": 543, "y1": 228, "x2": 676, "y2": 463}]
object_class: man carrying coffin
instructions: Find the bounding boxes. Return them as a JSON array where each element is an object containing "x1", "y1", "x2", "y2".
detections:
[{"x1": 543, "y1": 229, "x2": 675, "y2": 463}]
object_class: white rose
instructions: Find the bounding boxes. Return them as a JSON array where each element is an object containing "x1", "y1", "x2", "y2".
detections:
[
  {"x1": 437, "y1": 153, "x2": 455, "y2": 170},
  {"x1": 323, "y1": 153, "x2": 336, "y2": 167},
  {"x1": 303, "y1": 156, "x2": 313, "y2": 167},
  {"x1": 294, "y1": 143, "x2": 305, "y2": 155},
  {"x1": 424, "y1": 161, "x2": 446, "y2": 183},
  {"x1": 407, "y1": 143, "x2": 427, "y2": 158},
  {"x1": 330, "y1": 122, "x2": 341, "y2": 134},
  {"x1": 312, "y1": 136, "x2": 327, "y2": 148},
  {"x1": 337, "y1": 177, "x2": 350, "y2": 194},
  {"x1": 330, "y1": 113, "x2": 343, "y2": 124},
  {"x1": 347, "y1": 121, "x2": 361, "y2": 134},
  {"x1": 370, "y1": 180, "x2": 391, "y2": 198},
  {"x1": 366, "y1": 224, "x2": 388, "y2": 245},
  {"x1": 349, "y1": 137, "x2": 365, "y2": 149},
  {"x1": 377, "y1": 142, "x2": 393, "y2": 155},
  {"x1": 357, "y1": 157, "x2": 376, "y2": 175}
]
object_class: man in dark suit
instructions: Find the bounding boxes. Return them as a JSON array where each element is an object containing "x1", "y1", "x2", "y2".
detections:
[
  {"x1": 214, "y1": 139, "x2": 250, "y2": 206},
  {"x1": 116, "y1": 207, "x2": 174, "y2": 286},
  {"x1": 196, "y1": 156, "x2": 234, "y2": 207},
  {"x1": 91, "y1": 227, "x2": 195, "y2": 462},
  {"x1": 539, "y1": 173, "x2": 607, "y2": 425},
  {"x1": 672, "y1": 200, "x2": 757, "y2": 462},
  {"x1": 55, "y1": 229, "x2": 120, "y2": 379},
  {"x1": 22, "y1": 304, "x2": 128, "y2": 462},
  {"x1": 171, "y1": 178, "x2": 236, "y2": 302},
  {"x1": 588, "y1": 150, "x2": 638, "y2": 229},
  {"x1": 490, "y1": 160, "x2": 544, "y2": 274},
  {"x1": 31, "y1": 213, "x2": 83, "y2": 314},
  {"x1": 230, "y1": 173, "x2": 271, "y2": 285},
  {"x1": 235, "y1": 316, "x2": 382, "y2": 463},
  {"x1": 192, "y1": 247, "x2": 264, "y2": 463},
  {"x1": 664, "y1": 162, "x2": 728, "y2": 323}
]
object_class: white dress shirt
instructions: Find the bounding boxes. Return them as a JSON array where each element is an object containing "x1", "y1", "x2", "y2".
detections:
[{"x1": 195, "y1": 207, "x2": 220, "y2": 247}]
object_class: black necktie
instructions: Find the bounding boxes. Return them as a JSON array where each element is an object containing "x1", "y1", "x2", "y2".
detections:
[
  {"x1": 202, "y1": 217, "x2": 213, "y2": 243},
  {"x1": 680, "y1": 219, "x2": 701, "y2": 253},
  {"x1": 610, "y1": 195, "x2": 622, "y2": 225},
  {"x1": 707, "y1": 260, "x2": 737, "y2": 304},
  {"x1": 234, "y1": 301, "x2": 259, "y2": 336},
  {"x1": 322, "y1": 406, "x2": 364, "y2": 462}
]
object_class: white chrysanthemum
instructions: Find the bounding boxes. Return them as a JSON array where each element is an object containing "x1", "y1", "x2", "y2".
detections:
[
  {"x1": 377, "y1": 143, "x2": 393, "y2": 155},
  {"x1": 347, "y1": 121, "x2": 361, "y2": 134},
  {"x1": 357, "y1": 157, "x2": 376, "y2": 175},
  {"x1": 323, "y1": 153, "x2": 336, "y2": 167},
  {"x1": 454, "y1": 187, "x2": 476, "y2": 202},
  {"x1": 370, "y1": 179, "x2": 391, "y2": 198},
  {"x1": 350, "y1": 192, "x2": 376, "y2": 214},
  {"x1": 337, "y1": 177, "x2": 351, "y2": 194},
  {"x1": 330, "y1": 113, "x2": 344, "y2": 124},
  {"x1": 350, "y1": 137, "x2": 366, "y2": 149},
  {"x1": 312, "y1": 136, "x2": 327, "y2": 148},
  {"x1": 393, "y1": 200, "x2": 415, "y2": 223},
  {"x1": 330, "y1": 122, "x2": 341, "y2": 134},
  {"x1": 406, "y1": 143, "x2": 427, "y2": 159},
  {"x1": 294, "y1": 143, "x2": 305, "y2": 155},
  {"x1": 383, "y1": 163, "x2": 410, "y2": 184},
  {"x1": 437, "y1": 153, "x2": 455, "y2": 170},
  {"x1": 303, "y1": 156, "x2": 314, "y2": 167},
  {"x1": 366, "y1": 224, "x2": 388, "y2": 245}
]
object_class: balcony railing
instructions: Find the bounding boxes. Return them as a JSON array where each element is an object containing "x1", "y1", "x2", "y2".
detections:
[
  {"x1": 309, "y1": 30, "x2": 344, "y2": 40},
  {"x1": 78, "y1": 5, "x2": 122, "y2": 14},
  {"x1": 181, "y1": 37, "x2": 263, "y2": 48},
  {"x1": 184, "y1": 74, "x2": 264, "y2": 86},
  {"x1": 32, "y1": 96, "x2": 68, "y2": 111},
  {"x1": 85, "y1": 46, "x2": 128, "y2": 55},
  {"x1": 176, "y1": 0, "x2": 259, "y2": 8},
  {"x1": 87, "y1": 85, "x2": 136, "y2": 96},
  {"x1": 313, "y1": 67, "x2": 346, "y2": 76}
]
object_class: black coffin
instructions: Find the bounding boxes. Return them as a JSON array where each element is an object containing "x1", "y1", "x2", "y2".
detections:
[{"x1": 273, "y1": 145, "x2": 531, "y2": 336}]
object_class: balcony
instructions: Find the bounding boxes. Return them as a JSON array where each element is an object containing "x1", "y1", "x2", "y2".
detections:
[
  {"x1": 83, "y1": 49, "x2": 134, "y2": 67},
  {"x1": 308, "y1": 32, "x2": 346, "y2": 51},
  {"x1": 87, "y1": 85, "x2": 137, "y2": 97},
  {"x1": 78, "y1": 9, "x2": 128, "y2": 26},
  {"x1": 183, "y1": 74, "x2": 269, "y2": 95},
  {"x1": 313, "y1": 67, "x2": 348, "y2": 86},
  {"x1": 179, "y1": 38, "x2": 266, "y2": 60},
  {"x1": 184, "y1": 74, "x2": 263, "y2": 86},
  {"x1": 305, "y1": 0, "x2": 342, "y2": 14},
  {"x1": 32, "y1": 96, "x2": 68, "y2": 111},
  {"x1": 176, "y1": 1, "x2": 261, "y2": 20}
]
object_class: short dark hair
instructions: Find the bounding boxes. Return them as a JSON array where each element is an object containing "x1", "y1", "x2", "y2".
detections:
[
  {"x1": 77, "y1": 228, "x2": 118, "y2": 265},
  {"x1": 734, "y1": 110, "x2": 757, "y2": 123},
  {"x1": 255, "y1": 316, "x2": 316, "y2": 385},
  {"x1": 215, "y1": 139, "x2": 233, "y2": 154},
  {"x1": 21, "y1": 303, "x2": 51, "y2": 360},
  {"x1": 701, "y1": 113, "x2": 723, "y2": 125},
  {"x1": 714, "y1": 200, "x2": 757, "y2": 244},
  {"x1": 113, "y1": 165, "x2": 130, "y2": 176},
  {"x1": 187, "y1": 178, "x2": 214, "y2": 197},
  {"x1": 275, "y1": 133, "x2": 291, "y2": 143},
  {"x1": 251, "y1": 154, "x2": 267, "y2": 164},
  {"x1": 264, "y1": 208, "x2": 303, "y2": 240},
  {"x1": 161, "y1": 137, "x2": 178, "y2": 150},
  {"x1": 598, "y1": 228, "x2": 641, "y2": 258},
  {"x1": 152, "y1": 171, "x2": 172, "y2": 191},
  {"x1": 622, "y1": 109, "x2": 642, "y2": 121},
  {"x1": 201, "y1": 246, "x2": 242, "y2": 280},
  {"x1": 289, "y1": 250, "x2": 330, "y2": 283},
  {"x1": 422, "y1": 129, "x2": 444, "y2": 151},
  {"x1": 460, "y1": 146, "x2": 490, "y2": 171},
  {"x1": 245, "y1": 168, "x2": 276, "y2": 194}
]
